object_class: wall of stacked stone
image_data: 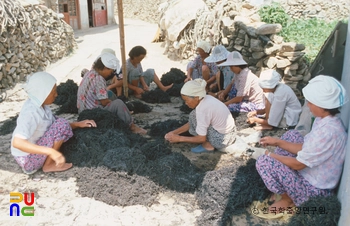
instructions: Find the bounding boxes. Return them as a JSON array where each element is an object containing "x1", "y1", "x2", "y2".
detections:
[
  {"x1": 163, "y1": 0, "x2": 342, "y2": 98},
  {"x1": 0, "y1": 3, "x2": 77, "y2": 89}
]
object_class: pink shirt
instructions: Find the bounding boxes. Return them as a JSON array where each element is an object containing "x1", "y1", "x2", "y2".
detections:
[
  {"x1": 77, "y1": 69, "x2": 108, "y2": 113},
  {"x1": 297, "y1": 116, "x2": 347, "y2": 189},
  {"x1": 235, "y1": 68, "x2": 263, "y2": 104}
]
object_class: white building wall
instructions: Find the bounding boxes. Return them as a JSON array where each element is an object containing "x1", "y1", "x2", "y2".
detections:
[
  {"x1": 80, "y1": 0, "x2": 89, "y2": 29},
  {"x1": 338, "y1": 16, "x2": 350, "y2": 226},
  {"x1": 107, "y1": 0, "x2": 115, "y2": 25}
]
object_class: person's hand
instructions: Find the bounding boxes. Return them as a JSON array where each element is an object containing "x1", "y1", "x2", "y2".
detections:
[
  {"x1": 49, "y1": 149, "x2": 66, "y2": 167},
  {"x1": 184, "y1": 77, "x2": 191, "y2": 83},
  {"x1": 143, "y1": 85, "x2": 149, "y2": 92},
  {"x1": 246, "y1": 117, "x2": 256, "y2": 124},
  {"x1": 218, "y1": 93, "x2": 225, "y2": 101},
  {"x1": 260, "y1": 136, "x2": 279, "y2": 147},
  {"x1": 164, "y1": 132, "x2": 181, "y2": 143},
  {"x1": 78, "y1": 120, "x2": 97, "y2": 128},
  {"x1": 247, "y1": 111, "x2": 257, "y2": 118},
  {"x1": 134, "y1": 87, "x2": 144, "y2": 95}
]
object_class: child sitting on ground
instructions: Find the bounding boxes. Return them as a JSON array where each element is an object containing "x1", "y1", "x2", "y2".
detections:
[{"x1": 11, "y1": 72, "x2": 96, "y2": 174}]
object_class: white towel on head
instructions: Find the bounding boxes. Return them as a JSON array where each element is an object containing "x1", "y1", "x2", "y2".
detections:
[
  {"x1": 302, "y1": 75, "x2": 348, "y2": 108},
  {"x1": 24, "y1": 72, "x2": 57, "y2": 107},
  {"x1": 196, "y1": 41, "x2": 211, "y2": 53},
  {"x1": 259, "y1": 69, "x2": 281, "y2": 89},
  {"x1": 181, "y1": 78, "x2": 207, "y2": 98}
]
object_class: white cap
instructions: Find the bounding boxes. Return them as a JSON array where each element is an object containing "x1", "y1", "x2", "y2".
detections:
[
  {"x1": 24, "y1": 72, "x2": 57, "y2": 107},
  {"x1": 196, "y1": 41, "x2": 211, "y2": 53},
  {"x1": 217, "y1": 51, "x2": 247, "y2": 67},
  {"x1": 259, "y1": 69, "x2": 281, "y2": 89},
  {"x1": 181, "y1": 78, "x2": 207, "y2": 98},
  {"x1": 302, "y1": 75, "x2": 348, "y2": 109},
  {"x1": 101, "y1": 53, "x2": 120, "y2": 71},
  {"x1": 204, "y1": 45, "x2": 229, "y2": 63},
  {"x1": 101, "y1": 48, "x2": 116, "y2": 56}
]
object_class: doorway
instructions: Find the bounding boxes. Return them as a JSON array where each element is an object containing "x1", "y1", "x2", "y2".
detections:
[{"x1": 88, "y1": 0, "x2": 93, "y2": 27}]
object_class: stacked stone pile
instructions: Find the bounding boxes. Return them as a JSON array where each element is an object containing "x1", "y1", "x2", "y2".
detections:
[
  {"x1": 0, "y1": 0, "x2": 77, "y2": 89},
  {"x1": 161, "y1": 0, "x2": 315, "y2": 97}
]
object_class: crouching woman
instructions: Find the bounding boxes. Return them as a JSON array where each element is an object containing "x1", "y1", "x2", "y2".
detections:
[{"x1": 164, "y1": 78, "x2": 236, "y2": 153}]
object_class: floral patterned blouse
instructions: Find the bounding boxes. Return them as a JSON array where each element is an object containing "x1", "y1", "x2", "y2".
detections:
[
  {"x1": 297, "y1": 115, "x2": 347, "y2": 189},
  {"x1": 77, "y1": 69, "x2": 108, "y2": 113}
]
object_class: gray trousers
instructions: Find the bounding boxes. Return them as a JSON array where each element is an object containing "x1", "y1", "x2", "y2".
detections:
[{"x1": 104, "y1": 92, "x2": 132, "y2": 125}]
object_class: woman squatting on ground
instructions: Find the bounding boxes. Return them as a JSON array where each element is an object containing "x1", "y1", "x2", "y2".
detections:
[{"x1": 164, "y1": 78, "x2": 237, "y2": 153}]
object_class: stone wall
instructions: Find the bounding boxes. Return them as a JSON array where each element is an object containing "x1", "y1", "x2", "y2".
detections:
[
  {"x1": 0, "y1": 1, "x2": 77, "y2": 89},
  {"x1": 161, "y1": 0, "x2": 348, "y2": 97}
]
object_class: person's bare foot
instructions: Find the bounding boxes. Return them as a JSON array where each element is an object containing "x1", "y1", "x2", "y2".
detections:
[
  {"x1": 161, "y1": 83, "x2": 173, "y2": 92},
  {"x1": 269, "y1": 196, "x2": 294, "y2": 213},
  {"x1": 130, "y1": 123, "x2": 147, "y2": 135},
  {"x1": 202, "y1": 142, "x2": 215, "y2": 151},
  {"x1": 134, "y1": 94, "x2": 142, "y2": 99},
  {"x1": 254, "y1": 125, "x2": 273, "y2": 131},
  {"x1": 268, "y1": 193, "x2": 280, "y2": 205},
  {"x1": 43, "y1": 163, "x2": 73, "y2": 173}
]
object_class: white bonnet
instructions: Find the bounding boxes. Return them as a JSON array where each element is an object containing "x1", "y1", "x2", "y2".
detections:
[
  {"x1": 204, "y1": 45, "x2": 229, "y2": 63},
  {"x1": 181, "y1": 78, "x2": 207, "y2": 98},
  {"x1": 196, "y1": 41, "x2": 211, "y2": 53},
  {"x1": 259, "y1": 69, "x2": 281, "y2": 89},
  {"x1": 24, "y1": 72, "x2": 57, "y2": 107},
  {"x1": 302, "y1": 75, "x2": 348, "y2": 108},
  {"x1": 217, "y1": 51, "x2": 247, "y2": 66},
  {"x1": 100, "y1": 53, "x2": 120, "y2": 71},
  {"x1": 101, "y1": 48, "x2": 116, "y2": 56}
]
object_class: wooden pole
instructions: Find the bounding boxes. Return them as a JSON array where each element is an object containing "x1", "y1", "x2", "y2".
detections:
[{"x1": 117, "y1": 0, "x2": 128, "y2": 97}]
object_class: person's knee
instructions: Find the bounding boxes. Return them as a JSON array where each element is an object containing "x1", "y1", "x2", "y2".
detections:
[
  {"x1": 280, "y1": 130, "x2": 304, "y2": 143},
  {"x1": 256, "y1": 155, "x2": 269, "y2": 171},
  {"x1": 202, "y1": 65, "x2": 209, "y2": 74},
  {"x1": 54, "y1": 118, "x2": 71, "y2": 130}
]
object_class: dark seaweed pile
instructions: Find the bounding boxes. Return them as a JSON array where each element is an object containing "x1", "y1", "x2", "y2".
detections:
[
  {"x1": 126, "y1": 100, "x2": 152, "y2": 114},
  {"x1": 60, "y1": 107, "x2": 270, "y2": 223},
  {"x1": 0, "y1": 115, "x2": 18, "y2": 135},
  {"x1": 195, "y1": 158, "x2": 270, "y2": 226},
  {"x1": 287, "y1": 195, "x2": 341, "y2": 226},
  {"x1": 54, "y1": 79, "x2": 78, "y2": 114},
  {"x1": 161, "y1": 68, "x2": 186, "y2": 97},
  {"x1": 61, "y1": 108, "x2": 204, "y2": 205},
  {"x1": 160, "y1": 68, "x2": 186, "y2": 86},
  {"x1": 141, "y1": 89, "x2": 171, "y2": 103},
  {"x1": 148, "y1": 119, "x2": 188, "y2": 137}
]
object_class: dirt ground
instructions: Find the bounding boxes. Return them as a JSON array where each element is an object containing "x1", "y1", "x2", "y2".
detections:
[{"x1": 0, "y1": 19, "x2": 287, "y2": 225}]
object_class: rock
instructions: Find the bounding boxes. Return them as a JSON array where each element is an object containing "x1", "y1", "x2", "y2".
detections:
[
  {"x1": 270, "y1": 34, "x2": 284, "y2": 44},
  {"x1": 276, "y1": 59, "x2": 292, "y2": 68},
  {"x1": 264, "y1": 44, "x2": 281, "y2": 55},
  {"x1": 252, "y1": 51, "x2": 265, "y2": 60},
  {"x1": 265, "y1": 57, "x2": 278, "y2": 69},
  {"x1": 250, "y1": 39, "x2": 263, "y2": 52},
  {"x1": 256, "y1": 24, "x2": 282, "y2": 35},
  {"x1": 281, "y1": 42, "x2": 306, "y2": 52}
]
